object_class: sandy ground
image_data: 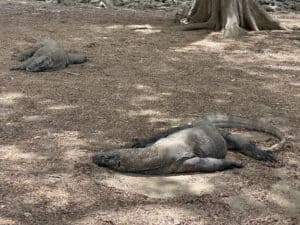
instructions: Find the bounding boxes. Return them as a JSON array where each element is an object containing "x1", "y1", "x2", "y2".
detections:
[{"x1": 0, "y1": 1, "x2": 299, "y2": 224}]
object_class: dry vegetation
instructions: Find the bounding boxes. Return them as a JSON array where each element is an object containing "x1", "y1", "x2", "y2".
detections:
[{"x1": 0, "y1": 0, "x2": 299, "y2": 224}]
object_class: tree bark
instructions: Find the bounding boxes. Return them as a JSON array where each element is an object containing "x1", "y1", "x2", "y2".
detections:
[{"x1": 179, "y1": 0, "x2": 287, "y2": 38}]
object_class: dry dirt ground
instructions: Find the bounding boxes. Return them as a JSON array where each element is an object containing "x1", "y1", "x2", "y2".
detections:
[{"x1": 0, "y1": 1, "x2": 299, "y2": 224}]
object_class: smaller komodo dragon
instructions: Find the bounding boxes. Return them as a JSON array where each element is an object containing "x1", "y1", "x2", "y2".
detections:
[
  {"x1": 93, "y1": 114, "x2": 285, "y2": 175},
  {"x1": 10, "y1": 39, "x2": 87, "y2": 72}
]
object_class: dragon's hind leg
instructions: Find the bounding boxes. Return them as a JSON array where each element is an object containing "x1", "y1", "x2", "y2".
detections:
[
  {"x1": 223, "y1": 132, "x2": 276, "y2": 162},
  {"x1": 175, "y1": 157, "x2": 243, "y2": 173},
  {"x1": 11, "y1": 56, "x2": 52, "y2": 72},
  {"x1": 16, "y1": 47, "x2": 40, "y2": 62},
  {"x1": 10, "y1": 58, "x2": 35, "y2": 71}
]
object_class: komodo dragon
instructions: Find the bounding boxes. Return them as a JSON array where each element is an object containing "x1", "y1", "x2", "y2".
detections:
[
  {"x1": 93, "y1": 114, "x2": 285, "y2": 175},
  {"x1": 10, "y1": 40, "x2": 87, "y2": 72}
]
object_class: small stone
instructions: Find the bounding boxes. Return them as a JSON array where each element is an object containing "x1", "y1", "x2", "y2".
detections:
[{"x1": 24, "y1": 212, "x2": 32, "y2": 217}]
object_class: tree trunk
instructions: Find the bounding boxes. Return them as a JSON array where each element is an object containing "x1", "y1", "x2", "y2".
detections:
[{"x1": 179, "y1": 0, "x2": 287, "y2": 38}]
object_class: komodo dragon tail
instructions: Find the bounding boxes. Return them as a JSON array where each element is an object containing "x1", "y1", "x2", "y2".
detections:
[{"x1": 200, "y1": 113, "x2": 286, "y2": 150}]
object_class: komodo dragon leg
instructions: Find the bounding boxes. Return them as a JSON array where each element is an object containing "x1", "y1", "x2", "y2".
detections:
[
  {"x1": 131, "y1": 124, "x2": 192, "y2": 148},
  {"x1": 16, "y1": 46, "x2": 40, "y2": 62},
  {"x1": 10, "y1": 56, "x2": 52, "y2": 72},
  {"x1": 219, "y1": 130, "x2": 276, "y2": 162},
  {"x1": 175, "y1": 157, "x2": 243, "y2": 173},
  {"x1": 10, "y1": 57, "x2": 36, "y2": 70}
]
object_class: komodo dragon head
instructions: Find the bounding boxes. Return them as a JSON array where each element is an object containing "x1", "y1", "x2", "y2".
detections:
[{"x1": 92, "y1": 152, "x2": 121, "y2": 169}]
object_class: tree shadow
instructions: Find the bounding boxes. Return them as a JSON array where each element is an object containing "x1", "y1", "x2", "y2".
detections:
[{"x1": 1, "y1": 1, "x2": 299, "y2": 224}]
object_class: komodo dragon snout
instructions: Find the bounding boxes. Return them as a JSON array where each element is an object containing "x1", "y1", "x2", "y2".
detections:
[{"x1": 93, "y1": 152, "x2": 121, "y2": 169}]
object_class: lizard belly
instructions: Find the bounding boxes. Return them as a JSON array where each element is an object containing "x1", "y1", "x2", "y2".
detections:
[{"x1": 116, "y1": 147, "x2": 174, "y2": 174}]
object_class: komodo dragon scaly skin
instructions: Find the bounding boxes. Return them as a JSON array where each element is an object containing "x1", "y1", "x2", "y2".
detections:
[
  {"x1": 10, "y1": 40, "x2": 87, "y2": 72},
  {"x1": 93, "y1": 114, "x2": 285, "y2": 175}
]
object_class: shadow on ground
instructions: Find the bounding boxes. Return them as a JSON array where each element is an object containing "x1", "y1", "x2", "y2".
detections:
[{"x1": 0, "y1": 1, "x2": 299, "y2": 224}]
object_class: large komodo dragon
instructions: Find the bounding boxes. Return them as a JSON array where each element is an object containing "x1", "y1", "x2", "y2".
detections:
[
  {"x1": 93, "y1": 114, "x2": 285, "y2": 175},
  {"x1": 10, "y1": 40, "x2": 87, "y2": 72}
]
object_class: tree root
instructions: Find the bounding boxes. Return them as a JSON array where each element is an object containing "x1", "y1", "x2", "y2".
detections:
[{"x1": 178, "y1": 0, "x2": 287, "y2": 38}]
